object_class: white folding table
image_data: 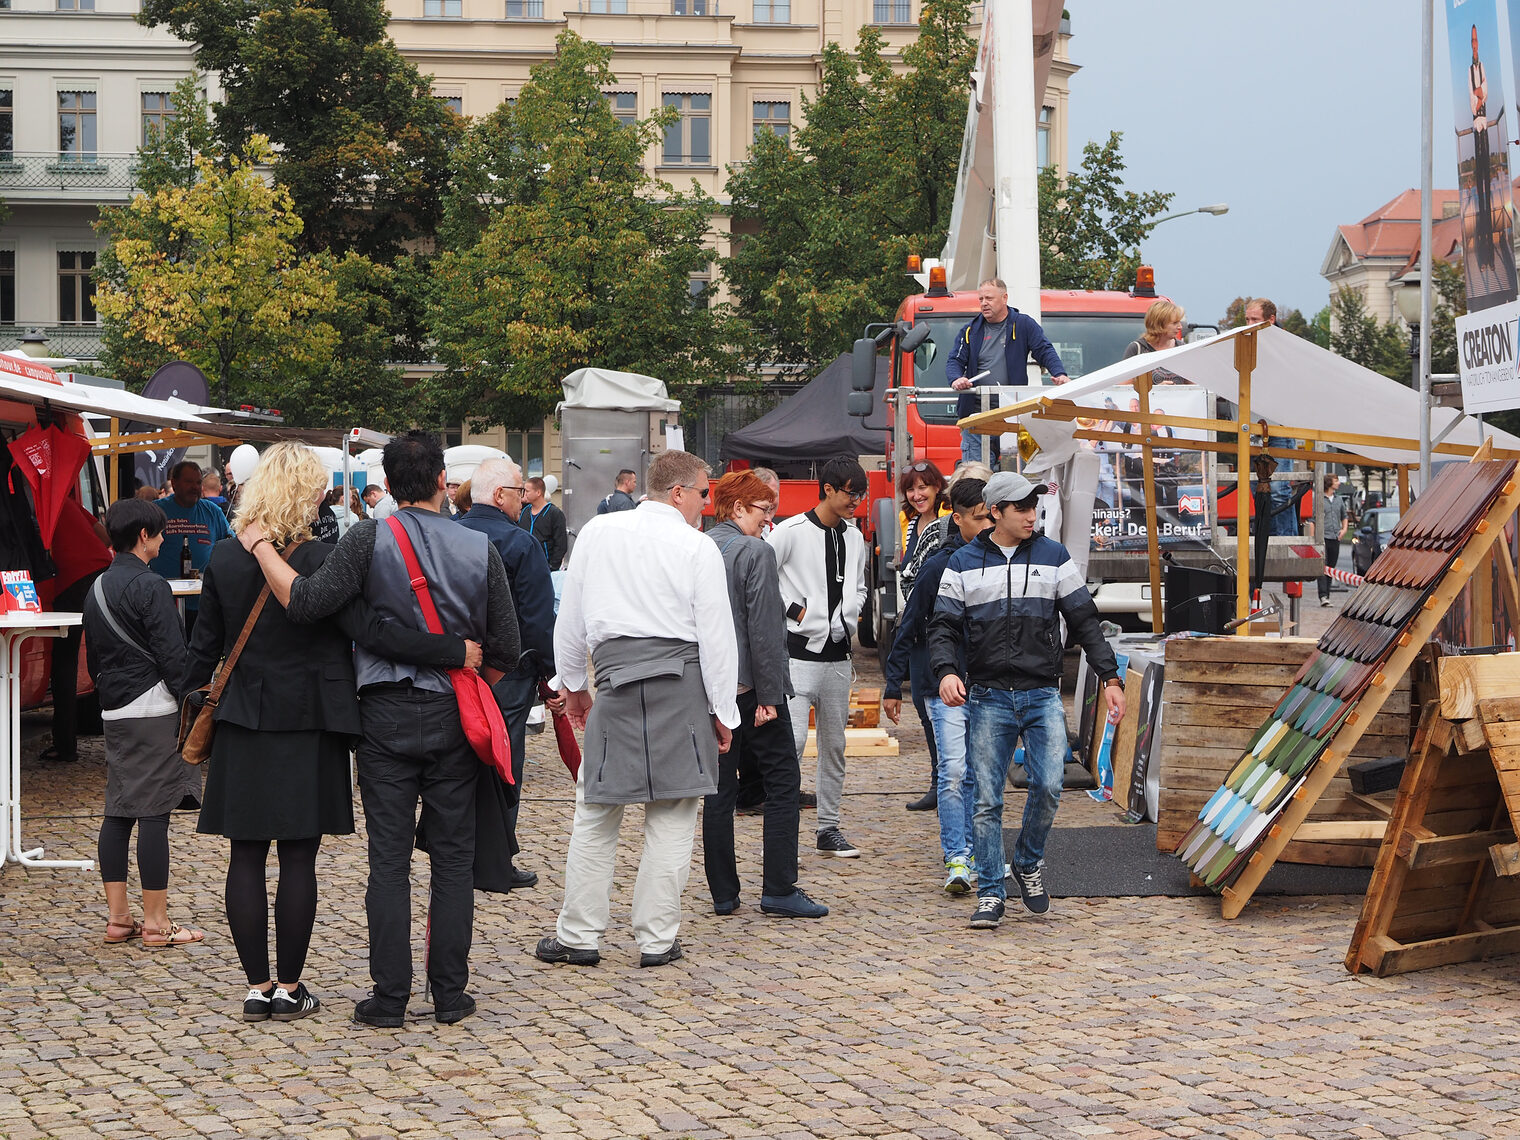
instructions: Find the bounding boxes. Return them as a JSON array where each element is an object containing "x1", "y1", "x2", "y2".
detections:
[{"x1": 0, "y1": 611, "x2": 90, "y2": 869}]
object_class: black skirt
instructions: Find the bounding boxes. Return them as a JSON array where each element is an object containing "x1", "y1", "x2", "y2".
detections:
[{"x1": 197, "y1": 722, "x2": 355, "y2": 841}]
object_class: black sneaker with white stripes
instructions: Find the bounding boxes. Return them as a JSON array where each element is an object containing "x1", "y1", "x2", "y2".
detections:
[
  {"x1": 969, "y1": 896, "x2": 1005, "y2": 929},
  {"x1": 270, "y1": 982, "x2": 321, "y2": 1022},
  {"x1": 243, "y1": 986, "x2": 274, "y2": 1023}
]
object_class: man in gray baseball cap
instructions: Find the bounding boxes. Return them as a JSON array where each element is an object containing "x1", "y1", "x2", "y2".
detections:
[{"x1": 928, "y1": 465, "x2": 1123, "y2": 931}]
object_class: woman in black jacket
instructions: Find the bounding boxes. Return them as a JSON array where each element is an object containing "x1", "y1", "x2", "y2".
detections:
[
  {"x1": 188, "y1": 443, "x2": 476, "y2": 1023},
  {"x1": 85, "y1": 498, "x2": 202, "y2": 949}
]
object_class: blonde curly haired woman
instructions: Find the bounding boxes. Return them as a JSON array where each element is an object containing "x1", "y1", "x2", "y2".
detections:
[{"x1": 188, "y1": 443, "x2": 472, "y2": 1024}]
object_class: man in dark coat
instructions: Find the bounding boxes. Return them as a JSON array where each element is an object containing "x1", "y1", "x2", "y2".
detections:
[
  {"x1": 457, "y1": 456, "x2": 559, "y2": 892},
  {"x1": 517, "y1": 477, "x2": 568, "y2": 569}
]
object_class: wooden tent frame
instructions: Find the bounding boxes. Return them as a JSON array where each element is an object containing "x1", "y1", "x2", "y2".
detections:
[{"x1": 958, "y1": 326, "x2": 1520, "y2": 637}]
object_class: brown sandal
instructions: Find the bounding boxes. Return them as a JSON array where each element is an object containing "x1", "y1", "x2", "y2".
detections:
[
  {"x1": 104, "y1": 916, "x2": 142, "y2": 945},
  {"x1": 142, "y1": 923, "x2": 204, "y2": 949}
]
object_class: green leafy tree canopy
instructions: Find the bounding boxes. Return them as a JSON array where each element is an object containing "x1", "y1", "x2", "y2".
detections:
[{"x1": 425, "y1": 32, "x2": 741, "y2": 430}]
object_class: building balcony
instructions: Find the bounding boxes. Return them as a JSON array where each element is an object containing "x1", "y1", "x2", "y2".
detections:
[
  {"x1": 0, "y1": 324, "x2": 105, "y2": 363},
  {"x1": 0, "y1": 153, "x2": 146, "y2": 204}
]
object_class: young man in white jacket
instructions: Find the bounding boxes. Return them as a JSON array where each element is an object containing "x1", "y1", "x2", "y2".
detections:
[{"x1": 767, "y1": 456, "x2": 868, "y2": 857}]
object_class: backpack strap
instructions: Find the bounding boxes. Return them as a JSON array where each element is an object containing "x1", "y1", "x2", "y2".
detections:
[{"x1": 91, "y1": 575, "x2": 154, "y2": 661}]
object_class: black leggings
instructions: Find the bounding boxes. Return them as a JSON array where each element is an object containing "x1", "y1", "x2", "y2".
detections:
[
  {"x1": 97, "y1": 813, "x2": 170, "y2": 890},
  {"x1": 225, "y1": 837, "x2": 322, "y2": 986}
]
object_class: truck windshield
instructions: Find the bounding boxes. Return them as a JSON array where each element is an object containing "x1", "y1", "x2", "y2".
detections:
[{"x1": 910, "y1": 312, "x2": 1149, "y2": 425}]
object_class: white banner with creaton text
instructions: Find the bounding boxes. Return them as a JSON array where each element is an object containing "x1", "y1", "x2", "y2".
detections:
[{"x1": 1457, "y1": 298, "x2": 1520, "y2": 414}]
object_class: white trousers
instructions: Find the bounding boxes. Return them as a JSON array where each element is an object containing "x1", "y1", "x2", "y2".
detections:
[{"x1": 556, "y1": 771, "x2": 701, "y2": 955}]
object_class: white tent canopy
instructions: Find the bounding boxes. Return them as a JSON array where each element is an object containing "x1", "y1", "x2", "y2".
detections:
[
  {"x1": 988, "y1": 325, "x2": 1520, "y2": 478},
  {"x1": 0, "y1": 350, "x2": 225, "y2": 428},
  {"x1": 559, "y1": 367, "x2": 679, "y2": 413}
]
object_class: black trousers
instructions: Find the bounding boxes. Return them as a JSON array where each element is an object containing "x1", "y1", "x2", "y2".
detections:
[
  {"x1": 50, "y1": 573, "x2": 98, "y2": 761},
  {"x1": 356, "y1": 687, "x2": 477, "y2": 1010},
  {"x1": 907, "y1": 640, "x2": 940, "y2": 775},
  {"x1": 703, "y1": 690, "x2": 801, "y2": 902},
  {"x1": 1319, "y1": 538, "x2": 1340, "y2": 601},
  {"x1": 495, "y1": 669, "x2": 537, "y2": 862}
]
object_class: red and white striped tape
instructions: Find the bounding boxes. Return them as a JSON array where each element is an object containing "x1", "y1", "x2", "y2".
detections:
[{"x1": 1326, "y1": 565, "x2": 1363, "y2": 587}]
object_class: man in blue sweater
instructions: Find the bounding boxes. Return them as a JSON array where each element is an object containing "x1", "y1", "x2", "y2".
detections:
[
  {"x1": 946, "y1": 279, "x2": 1068, "y2": 465},
  {"x1": 457, "y1": 456, "x2": 559, "y2": 892},
  {"x1": 883, "y1": 477, "x2": 991, "y2": 895},
  {"x1": 928, "y1": 471, "x2": 1123, "y2": 930}
]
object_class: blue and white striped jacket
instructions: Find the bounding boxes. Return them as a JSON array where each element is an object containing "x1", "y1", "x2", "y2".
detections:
[{"x1": 927, "y1": 531, "x2": 1118, "y2": 691}]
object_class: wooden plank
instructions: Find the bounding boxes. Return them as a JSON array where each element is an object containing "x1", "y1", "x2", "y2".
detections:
[
  {"x1": 1278, "y1": 839, "x2": 1379, "y2": 868},
  {"x1": 1163, "y1": 636, "x2": 1318, "y2": 665},
  {"x1": 1346, "y1": 704, "x2": 1455, "y2": 970},
  {"x1": 1291, "y1": 820, "x2": 1388, "y2": 842},
  {"x1": 804, "y1": 728, "x2": 898, "y2": 757},
  {"x1": 1371, "y1": 924, "x2": 1520, "y2": 976},
  {"x1": 1108, "y1": 668, "x2": 1144, "y2": 798},
  {"x1": 1164, "y1": 661, "x2": 1310, "y2": 687},
  {"x1": 1478, "y1": 695, "x2": 1520, "y2": 722},
  {"x1": 1229, "y1": 467, "x2": 1520, "y2": 920},
  {"x1": 1161, "y1": 679, "x2": 1410, "y2": 713},
  {"x1": 1492, "y1": 842, "x2": 1520, "y2": 877},
  {"x1": 1402, "y1": 830, "x2": 1516, "y2": 870},
  {"x1": 1496, "y1": 534, "x2": 1520, "y2": 642},
  {"x1": 1438, "y1": 653, "x2": 1520, "y2": 721}
]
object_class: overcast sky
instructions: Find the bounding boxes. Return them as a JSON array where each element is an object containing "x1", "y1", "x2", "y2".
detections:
[{"x1": 1065, "y1": 0, "x2": 1458, "y2": 327}]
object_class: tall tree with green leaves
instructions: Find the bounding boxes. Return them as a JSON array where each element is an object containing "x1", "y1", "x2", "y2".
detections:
[
  {"x1": 723, "y1": 0, "x2": 978, "y2": 372},
  {"x1": 1037, "y1": 132, "x2": 1173, "y2": 291},
  {"x1": 138, "y1": 0, "x2": 461, "y2": 262},
  {"x1": 1329, "y1": 285, "x2": 1410, "y2": 384},
  {"x1": 425, "y1": 32, "x2": 740, "y2": 430},
  {"x1": 95, "y1": 139, "x2": 340, "y2": 411}
]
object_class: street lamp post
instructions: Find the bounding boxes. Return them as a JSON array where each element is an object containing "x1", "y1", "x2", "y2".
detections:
[
  {"x1": 1152, "y1": 203, "x2": 1230, "y2": 226},
  {"x1": 1394, "y1": 277, "x2": 1424, "y2": 493}
]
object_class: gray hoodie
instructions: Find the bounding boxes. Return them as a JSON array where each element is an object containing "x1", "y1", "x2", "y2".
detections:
[{"x1": 709, "y1": 520, "x2": 793, "y2": 706}]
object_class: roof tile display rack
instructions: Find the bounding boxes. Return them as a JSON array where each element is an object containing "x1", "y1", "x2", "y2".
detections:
[{"x1": 1174, "y1": 453, "x2": 1520, "y2": 918}]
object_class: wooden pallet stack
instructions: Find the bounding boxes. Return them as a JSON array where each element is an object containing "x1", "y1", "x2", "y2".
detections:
[
  {"x1": 1346, "y1": 653, "x2": 1520, "y2": 976},
  {"x1": 1158, "y1": 636, "x2": 1411, "y2": 866},
  {"x1": 804, "y1": 685, "x2": 896, "y2": 757}
]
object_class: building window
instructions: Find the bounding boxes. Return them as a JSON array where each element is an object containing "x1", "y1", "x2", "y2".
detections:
[
  {"x1": 504, "y1": 430, "x2": 545, "y2": 479},
  {"x1": 589, "y1": 0, "x2": 627, "y2": 11},
  {"x1": 872, "y1": 0, "x2": 910, "y2": 22},
  {"x1": 688, "y1": 268, "x2": 711, "y2": 310},
  {"x1": 608, "y1": 92, "x2": 637, "y2": 127},
  {"x1": 142, "y1": 92, "x2": 177, "y2": 144},
  {"x1": 57, "y1": 0, "x2": 95, "y2": 9},
  {"x1": 673, "y1": 0, "x2": 708, "y2": 13},
  {"x1": 0, "y1": 91, "x2": 11, "y2": 160},
  {"x1": 0, "y1": 252, "x2": 14, "y2": 326},
  {"x1": 505, "y1": 0, "x2": 543, "y2": 15},
  {"x1": 58, "y1": 252, "x2": 96, "y2": 325},
  {"x1": 424, "y1": 0, "x2": 461, "y2": 15},
  {"x1": 753, "y1": 101, "x2": 790, "y2": 143},
  {"x1": 438, "y1": 95, "x2": 464, "y2": 115},
  {"x1": 58, "y1": 92, "x2": 97, "y2": 160},
  {"x1": 753, "y1": 0, "x2": 789, "y2": 20},
  {"x1": 662, "y1": 93, "x2": 710, "y2": 166}
]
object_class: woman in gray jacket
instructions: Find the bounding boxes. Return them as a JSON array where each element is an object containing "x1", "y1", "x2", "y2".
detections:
[{"x1": 702, "y1": 471, "x2": 828, "y2": 919}]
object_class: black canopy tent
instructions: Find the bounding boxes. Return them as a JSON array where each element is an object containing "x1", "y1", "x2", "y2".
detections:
[{"x1": 719, "y1": 353, "x2": 890, "y2": 464}]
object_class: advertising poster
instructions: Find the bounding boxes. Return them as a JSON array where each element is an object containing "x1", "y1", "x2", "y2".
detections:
[
  {"x1": 1075, "y1": 385, "x2": 1212, "y2": 553},
  {"x1": 1448, "y1": 0, "x2": 1519, "y2": 311}
]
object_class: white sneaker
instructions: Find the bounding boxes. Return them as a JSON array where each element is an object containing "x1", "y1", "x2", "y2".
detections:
[{"x1": 944, "y1": 858, "x2": 972, "y2": 895}]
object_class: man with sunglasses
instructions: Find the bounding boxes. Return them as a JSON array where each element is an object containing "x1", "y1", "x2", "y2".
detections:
[
  {"x1": 928, "y1": 471, "x2": 1124, "y2": 929},
  {"x1": 536, "y1": 450, "x2": 737, "y2": 969},
  {"x1": 767, "y1": 455, "x2": 869, "y2": 858}
]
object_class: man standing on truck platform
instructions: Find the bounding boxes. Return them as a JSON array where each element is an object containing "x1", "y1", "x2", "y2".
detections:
[
  {"x1": 928, "y1": 471, "x2": 1124, "y2": 929},
  {"x1": 947, "y1": 279, "x2": 1068, "y2": 466}
]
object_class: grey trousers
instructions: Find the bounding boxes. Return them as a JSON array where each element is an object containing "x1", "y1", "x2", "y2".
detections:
[{"x1": 787, "y1": 657, "x2": 853, "y2": 833}]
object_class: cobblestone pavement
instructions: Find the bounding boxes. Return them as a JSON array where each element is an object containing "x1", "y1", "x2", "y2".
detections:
[{"x1": 5, "y1": 630, "x2": 1520, "y2": 1139}]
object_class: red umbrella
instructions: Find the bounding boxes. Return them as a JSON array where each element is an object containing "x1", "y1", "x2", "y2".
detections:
[
  {"x1": 538, "y1": 679, "x2": 581, "y2": 781},
  {"x1": 9, "y1": 423, "x2": 91, "y2": 551}
]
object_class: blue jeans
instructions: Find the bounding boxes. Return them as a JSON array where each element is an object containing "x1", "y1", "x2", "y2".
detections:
[
  {"x1": 960, "y1": 428, "x2": 994, "y2": 466},
  {"x1": 926, "y1": 696, "x2": 975, "y2": 863},
  {"x1": 966, "y1": 685, "x2": 1067, "y2": 901}
]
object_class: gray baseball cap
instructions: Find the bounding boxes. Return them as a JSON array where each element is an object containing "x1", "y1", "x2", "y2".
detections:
[{"x1": 983, "y1": 470, "x2": 1050, "y2": 507}]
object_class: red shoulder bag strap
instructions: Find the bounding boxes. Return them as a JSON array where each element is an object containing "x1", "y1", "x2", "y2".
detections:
[{"x1": 386, "y1": 515, "x2": 444, "y2": 635}]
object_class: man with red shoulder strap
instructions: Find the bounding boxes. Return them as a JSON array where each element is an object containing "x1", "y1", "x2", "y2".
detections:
[{"x1": 240, "y1": 432, "x2": 519, "y2": 1028}]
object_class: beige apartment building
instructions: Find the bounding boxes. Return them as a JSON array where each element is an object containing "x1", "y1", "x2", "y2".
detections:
[
  {"x1": 387, "y1": 0, "x2": 1076, "y2": 462},
  {"x1": 0, "y1": 0, "x2": 202, "y2": 363}
]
